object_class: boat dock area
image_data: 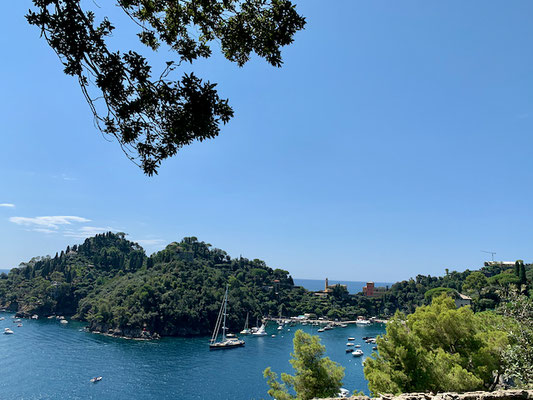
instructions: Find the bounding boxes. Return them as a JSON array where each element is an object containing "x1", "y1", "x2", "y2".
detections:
[{"x1": 265, "y1": 317, "x2": 388, "y2": 326}]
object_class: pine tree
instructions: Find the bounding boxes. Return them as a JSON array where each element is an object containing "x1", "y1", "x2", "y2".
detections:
[{"x1": 264, "y1": 330, "x2": 344, "y2": 400}]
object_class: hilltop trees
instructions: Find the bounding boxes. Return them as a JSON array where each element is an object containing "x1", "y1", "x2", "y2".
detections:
[
  {"x1": 364, "y1": 295, "x2": 508, "y2": 395},
  {"x1": 264, "y1": 330, "x2": 344, "y2": 400},
  {"x1": 26, "y1": 1, "x2": 306, "y2": 175}
]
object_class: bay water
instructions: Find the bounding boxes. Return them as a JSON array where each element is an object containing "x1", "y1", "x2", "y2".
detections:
[{"x1": 0, "y1": 312, "x2": 385, "y2": 399}]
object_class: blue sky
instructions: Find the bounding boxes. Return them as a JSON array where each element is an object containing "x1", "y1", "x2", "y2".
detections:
[{"x1": 1, "y1": 1, "x2": 532, "y2": 281}]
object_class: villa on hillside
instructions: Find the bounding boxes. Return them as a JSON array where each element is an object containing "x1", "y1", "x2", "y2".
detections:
[
  {"x1": 455, "y1": 293, "x2": 472, "y2": 308},
  {"x1": 362, "y1": 282, "x2": 388, "y2": 298}
]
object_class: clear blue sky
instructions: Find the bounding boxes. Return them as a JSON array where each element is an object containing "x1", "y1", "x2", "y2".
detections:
[{"x1": 1, "y1": 1, "x2": 532, "y2": 281}]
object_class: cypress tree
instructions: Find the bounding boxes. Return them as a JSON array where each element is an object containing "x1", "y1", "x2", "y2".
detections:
[
  {"x1": 519, "y1": 263, "x2": 527, "y2": 285},
  {"x1": 515, "y1": 261, "x2": 521, "y2": 277}
]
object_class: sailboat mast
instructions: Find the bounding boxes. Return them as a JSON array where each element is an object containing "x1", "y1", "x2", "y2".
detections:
[{"x1": 222, "y1": 285, "x2": 228, "y2": 341}]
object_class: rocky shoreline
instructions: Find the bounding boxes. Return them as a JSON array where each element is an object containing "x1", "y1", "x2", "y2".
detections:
[{"x1": 88, "y1": 322, "x2": 161, "y2": 340}]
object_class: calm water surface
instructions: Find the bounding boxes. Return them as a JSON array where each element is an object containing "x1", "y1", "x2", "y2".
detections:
[{"x1": 0, "y1": 312, "x2": 385, "y2": 400}]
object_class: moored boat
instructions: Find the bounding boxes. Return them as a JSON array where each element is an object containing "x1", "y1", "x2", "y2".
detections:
[
  {"x1": 4, "y1": 328, "x2": 14, "y2": 335},
  {"x1": 352, "y1": 349, "x2": 363, "y2": 357},
  {"x1": 209, "y1": 285, "x2": 245, "y2": 350},
  {"x1": 252, "y1": 323, "x2": 267, "y2": 336},
  {"x1": 240, "y1": 313, "x2": 251, "y2": 335}
]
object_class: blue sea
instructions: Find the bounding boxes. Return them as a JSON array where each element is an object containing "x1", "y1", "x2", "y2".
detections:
[
  {"x1": 294, "y1": 278, "x2": 392, "y2": 294},
  {"x1": 0, "y1": 312, "x2": 386, "y2": 400}
]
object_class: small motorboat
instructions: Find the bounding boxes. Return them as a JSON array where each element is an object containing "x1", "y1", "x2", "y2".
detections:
[
  {"x1": 0, "y1": 317, "x2": 5, "y2": 321},
  {"x1": 352, "y1": 349, "x2": 363, "y2": 357},
  {"x1": 277, "y1": 325, "x2": 283, "y2": 330},
  {"x1": 346, "y1": 342, "x2": 354, "y2": 346},
  {"x1": 90, "y1": 376, "x2": 102, "y2": 383},
  {"x1": 13, "y1": 319, "x2": 21, "y2": 323},
  {"x1": 271, "y1": 334, "x2": 276, "y2": 338},
  {"x1": 338, "y1": 388, "x2": 350, "y2": 398},
  {"x1": 317, "y1": 328, "x2": 325, "y2": 332},
  {"x1": 60, "y1": 320, "x2": 68, "y2": 324},
  {"x1": 226, "y1": 333, "x2": 236, "y2": 338},
  {"x1": 354, "y1": 344, "x2": 361, "y2": 348},
  {"x1": 31, "y1": 314, "x2": 39, "y2": 320},
  {"x1": 4, "y1": 328, "x2": 14, "y2": 335},
  {"x1": 348, "y1": 337, "x2": 355, "y2": 341},
  {"x1": 17, "y1": 324, "x2": 22, "y2": 327},
  {"x1": 372, "y1": 346, "x2": 378, "y2": 350},
  {"x1": 345, "y1": 348, "x2": 353, "y2": 353}
]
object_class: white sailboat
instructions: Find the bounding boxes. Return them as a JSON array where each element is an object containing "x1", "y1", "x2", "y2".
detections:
[
  {"x1": 252, "y1": 322, "x2": 267, "y2": 336},
  {"x1": 240, "y1": 313, "x2": 251, "y2": 335},
  {"x1": 209, "y1": 286, "x2": 245, "y2": 350}
]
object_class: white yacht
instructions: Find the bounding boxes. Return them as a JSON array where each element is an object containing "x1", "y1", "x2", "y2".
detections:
[
  {"x1": 4, "y1": 328, "x2": 14, "y2": 335},
  {"x1": 352, "y1": 349, "x2": 364, "y2": 357}
]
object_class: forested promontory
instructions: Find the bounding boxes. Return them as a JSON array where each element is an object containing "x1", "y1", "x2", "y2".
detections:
[{"x1": 0, "y1": 233, "x2": 530, "y2": 338}]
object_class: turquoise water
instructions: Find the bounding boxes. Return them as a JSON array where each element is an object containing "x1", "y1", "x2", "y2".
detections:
[{"x1": 0, "y1": 312, "x2": 385, "y2": 400}]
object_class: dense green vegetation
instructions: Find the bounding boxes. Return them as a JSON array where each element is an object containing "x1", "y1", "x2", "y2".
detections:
[
  {"x1": 0, "y1": 233, "x2": 380, "y2": 336},
  {"x1": 1, "y1": 232, "x2": 531, "y2": 338},
  {"x1": 364, "y1": 295, "x2": 509, "y2": 395},
  {"x1": 497, "y1": 292, "x2": 533, "y2": 388},
  {"x1": 264, "y1": 330, "x2": 344, "y2": 400},
  {"x1": 378, "y1": 261, "x2": 531, "y2": 316}
]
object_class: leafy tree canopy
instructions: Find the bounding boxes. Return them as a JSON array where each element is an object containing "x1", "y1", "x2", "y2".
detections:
[
  {"x1": 497, "y1": 291, "x2": 533, "y2": 388},
  {"x1": 364, "y1": 295, "x2": 508, "y2": 395},
  {"x1": 264, "y1": 329, "x2": 344, "y2": 400},
  {"x1": 26, "y1": 0, "x2": 306, "y2": 175}
]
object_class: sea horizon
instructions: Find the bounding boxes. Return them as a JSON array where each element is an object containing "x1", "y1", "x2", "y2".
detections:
[{"x1": 294, "y1": 278, "x2": 393, "y2": 295}]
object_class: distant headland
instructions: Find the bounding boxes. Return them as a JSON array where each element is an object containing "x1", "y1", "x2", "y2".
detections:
[{"x1": 0, "y1": 232, "x2": 528, "y2": 339}]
